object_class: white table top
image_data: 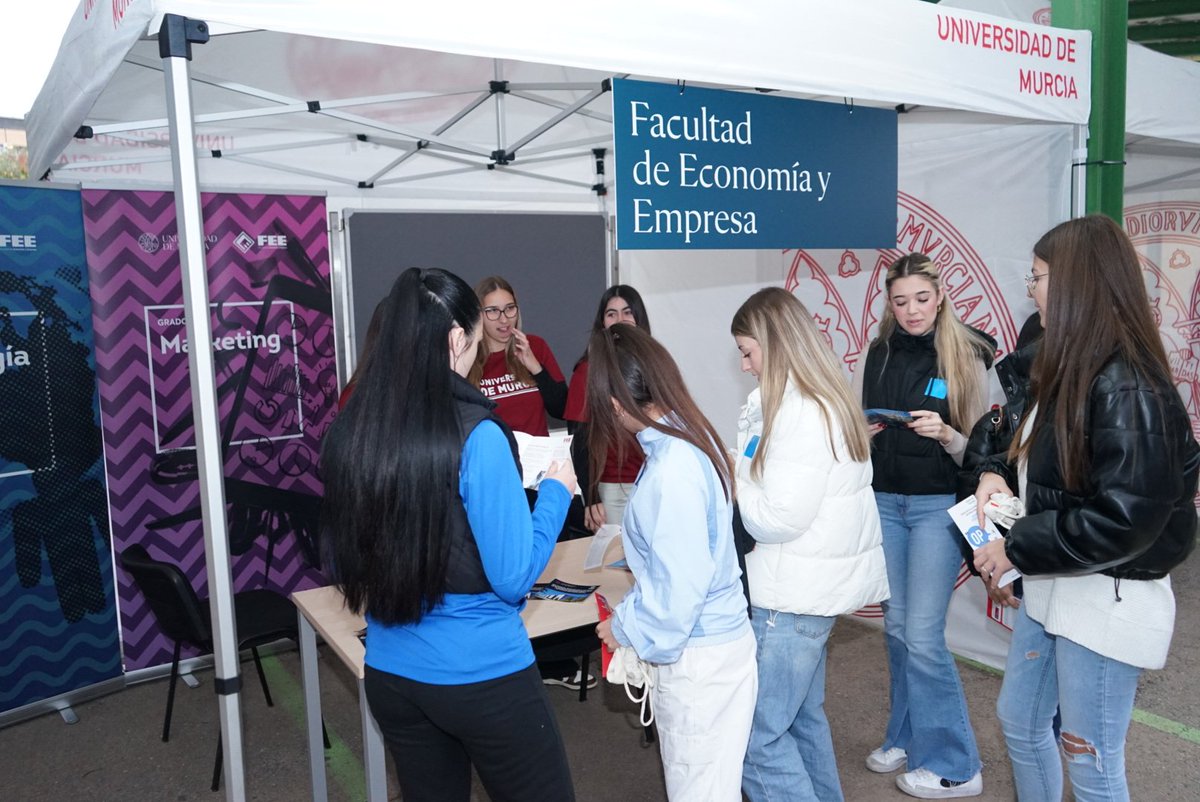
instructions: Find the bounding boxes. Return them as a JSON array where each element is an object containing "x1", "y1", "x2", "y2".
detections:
[{"x1": 291, "y1": 535, "x2": 633, "y2": 680}]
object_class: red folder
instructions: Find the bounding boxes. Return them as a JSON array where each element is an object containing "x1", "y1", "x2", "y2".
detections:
[{"x1": 595, "y1": 592, "x2": 614, "y2": 677}]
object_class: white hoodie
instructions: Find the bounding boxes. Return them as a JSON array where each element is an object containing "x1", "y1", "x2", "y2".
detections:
[{"x1": 737, "y1": 383, "x2": 889, "y2": 615}]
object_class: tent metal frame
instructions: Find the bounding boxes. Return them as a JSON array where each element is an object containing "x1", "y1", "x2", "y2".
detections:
[{"x1": 56, "y1": 53, "x2": 614, "y2": 195}]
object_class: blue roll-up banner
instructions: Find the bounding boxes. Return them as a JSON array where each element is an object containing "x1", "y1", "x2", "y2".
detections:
[
  {"x1": 612, "y1": 78, "x2": 897, "y2": 250},
  {"x1": 0, "y1": 183, "x2": 121, "y2": 717}
]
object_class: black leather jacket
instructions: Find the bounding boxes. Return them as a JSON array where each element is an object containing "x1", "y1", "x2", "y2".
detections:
[{"x1": 978, "y1": 354, "x2": 1200, "y2": 581}]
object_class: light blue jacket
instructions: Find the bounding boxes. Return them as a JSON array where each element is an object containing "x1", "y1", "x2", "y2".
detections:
[{"x1": 610, "y1": 420, "x2": 750, "y2": 664}]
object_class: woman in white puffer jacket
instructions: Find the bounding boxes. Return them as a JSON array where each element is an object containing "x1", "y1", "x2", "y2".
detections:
[{"x1": 732, "y1": 287, "x2": 889, "y2": 802}]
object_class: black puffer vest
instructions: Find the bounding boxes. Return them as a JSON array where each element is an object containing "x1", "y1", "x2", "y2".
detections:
[
  {"x1": 443, "y1": 375, "x2": 522, "y2": 594},
  {"x1": 864, "y1": 327, "x2": 993, "y2": 495}
]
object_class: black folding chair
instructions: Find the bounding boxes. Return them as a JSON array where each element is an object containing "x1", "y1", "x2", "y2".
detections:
[{"x1": 120, "y1": 543, "x2": 321, "y2": 791}]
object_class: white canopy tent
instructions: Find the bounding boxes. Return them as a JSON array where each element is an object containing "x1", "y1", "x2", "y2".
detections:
[
  {"x1": 1126, "y1": 42, "x2": 1200, "y2": 197},
  {"x1": 29, "y1": 0, "x2": 1092, "y2": 191},
  {"x1": 26, "y1": 2, "x2": 1093, "y2": 799}
]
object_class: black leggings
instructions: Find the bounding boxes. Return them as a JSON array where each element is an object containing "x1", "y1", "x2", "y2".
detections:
[{"x1": 364, "y1": 663, "x2": 575, "y2": 802}]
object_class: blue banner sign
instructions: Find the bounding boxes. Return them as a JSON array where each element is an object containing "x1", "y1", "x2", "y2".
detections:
[
  {"x1": 612, "y1": 78, "x2": 897, "y2": 250},
  {"x1": 0, "y1": 183, "x2": 121, "y2": 716}
]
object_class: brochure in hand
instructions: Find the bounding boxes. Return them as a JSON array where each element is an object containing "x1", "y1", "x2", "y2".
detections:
[
  {"x1": 947, "y1": 497, "x2": 1020, "y2": 587},
  {"x1": 865, "y1": 408, "x2": 914, "y2": 428},
  {"x1": 527, "y1": 578, "x2": 599, "y2": 602},
  {"x1": 513, "y1": 430, "x2": 581, "y2": 495}
]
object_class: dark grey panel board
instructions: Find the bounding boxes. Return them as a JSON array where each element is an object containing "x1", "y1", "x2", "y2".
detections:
[{"x1": 345, "y1": 211, "x2": 607, "y2": 377}]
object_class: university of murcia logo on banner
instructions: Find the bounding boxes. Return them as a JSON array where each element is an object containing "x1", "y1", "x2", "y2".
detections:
[
  {"x1": 786, "y1": 192, "x2": 1018, "y2": 629},
  {"x1": 785, "y1": 193, "x2": 1016, "y2": 370},
  {"x1": 137, "y1": 233, "x2": 160, "y2": 254},
  {"x1": 1125, "y1": 201, "x2": 1200, "y2": 455}
]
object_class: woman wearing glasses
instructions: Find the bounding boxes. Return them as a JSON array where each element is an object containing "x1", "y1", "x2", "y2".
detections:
[
  {"x1": 469, "y1": 276, "x2": 568, "y2": 436},
  {"x1": 972, "y1": 215, "x2": 1199, "y2": 801},
  {"x1": 853, "y1": 253, "x2": 994, "y2": 799}
]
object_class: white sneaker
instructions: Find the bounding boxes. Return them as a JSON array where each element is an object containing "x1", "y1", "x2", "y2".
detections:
[
  {"x1": 542, "y1": 669, "x2": 597, "y2": 691},
  {"x1": 865, "y1": 746, "x2": 907, "y2": 773},
  {"x1": 896, "y1": 768, "x2": 982, "y2": 799}
]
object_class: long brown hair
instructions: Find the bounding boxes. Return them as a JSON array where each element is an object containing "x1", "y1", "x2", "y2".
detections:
[
  {"x1": 875, "y1": 253, "x2": 991, "y2": 429},
  {"x1": 586, "y1": 324, "x2": 733, "y2": 500},
  {"x1": 1013, "y1": 214, "x2": 1172, "y2": 492},
  {"x1": 731, "y1": 288, "x2": 870, "y2": 474},
  {"x1": 467, "y1": 275, "x2": 533, "y2": 387}
]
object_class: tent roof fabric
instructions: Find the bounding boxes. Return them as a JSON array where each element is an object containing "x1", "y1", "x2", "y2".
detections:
[{"x1": 27, "y1": 0, "x2": 1094, "y2": 190}]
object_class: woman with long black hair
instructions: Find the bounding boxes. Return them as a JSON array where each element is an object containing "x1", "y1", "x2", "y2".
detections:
[
  {"x1": 320, "y1": 267, "x2": 577, "y2": 802},
  {"x1": 973, "y1": 215, "x2": 1199, "y2": 801}
]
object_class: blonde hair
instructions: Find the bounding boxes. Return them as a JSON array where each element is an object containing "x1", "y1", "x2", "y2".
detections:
[
  {"x1": 732, "y1": 287, "x2": 870, "y2": 477},
  {"x1": 467, "y1": 275, "x2": 533, "y2": 387},
  {"x1": 875, "y1": 254, "x2": 990, "y2": 430}
]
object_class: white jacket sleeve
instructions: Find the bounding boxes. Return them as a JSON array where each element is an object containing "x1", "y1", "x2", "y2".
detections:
[{"x1": 738, "y1": 395, "x2": 835, "y2": 545}]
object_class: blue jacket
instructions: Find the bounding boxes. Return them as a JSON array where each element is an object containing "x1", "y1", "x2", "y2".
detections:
[
  {"x1": 610, "y1": 421, "x2": 750, "y2": 664},
  {"x1": 365, "y1": 420, "x2": 571, "y2": 683}
]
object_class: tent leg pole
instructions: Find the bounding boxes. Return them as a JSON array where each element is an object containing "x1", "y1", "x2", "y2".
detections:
[
  {"x1": 1071, "y1": 123, "x2": 1088, "y2": 219},
  {"x1": 160, "y1": 14, "x2": 247, "y2": 802}
]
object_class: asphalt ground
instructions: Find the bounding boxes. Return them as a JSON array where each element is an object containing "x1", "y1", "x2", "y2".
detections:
[{"x1": 3, "y1": 555, "x2": 1197, "y2": 800}]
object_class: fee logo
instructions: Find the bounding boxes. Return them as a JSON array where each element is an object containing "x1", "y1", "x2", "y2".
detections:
[
  {"x1": 0, "y1": 234, "x2": 37, "y2": 251},
  {"x1": 233, "y1": 231, "x2": 289, "y2": 253}
]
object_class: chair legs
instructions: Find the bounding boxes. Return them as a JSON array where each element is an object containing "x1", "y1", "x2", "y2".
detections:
[
  {"x1": 163, "y1": 640, "x2": 182, "y2": 742},
  {"x1": 249, "y1": 646, "x2": 273, "y2": 707},
  {"x1": 165, "y1": 645, "x2": 327, "y2": 792},
  {"x1": 211, "y1": 731, "x2": 222, "y2": 792}
]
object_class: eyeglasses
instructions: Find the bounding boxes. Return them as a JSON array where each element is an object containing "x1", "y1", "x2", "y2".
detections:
[
  {"x1": 482, "y1": 303, "x2": 519, "y2": 321},
  {"x1": 1024, "y1": 272, "x2": 1049, "y2": 292}
]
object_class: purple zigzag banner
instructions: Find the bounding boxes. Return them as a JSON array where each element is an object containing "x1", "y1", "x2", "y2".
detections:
[{"x1": 82, "y1": 190, "x2": 333, "y2": 670}]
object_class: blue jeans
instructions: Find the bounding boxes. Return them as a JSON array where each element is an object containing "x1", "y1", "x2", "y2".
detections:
[
  {"x1": 742, "y1": 608, "x2": 842, "y2": 802},
  {"x1": 996, "y1": 604, "x2": 1141, "y2": 802},
  {"x1": 876, "y1": 492, "x2": 980, "y2": 782}
]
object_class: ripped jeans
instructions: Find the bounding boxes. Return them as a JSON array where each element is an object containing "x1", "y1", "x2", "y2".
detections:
[{"x1": 996, "y1": 604, "x2": 1142, "y2": 802}]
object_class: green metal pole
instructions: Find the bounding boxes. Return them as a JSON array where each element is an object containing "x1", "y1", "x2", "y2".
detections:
[{"x1": 1052, "y1": 0, "x2": 1128, "y2": 222}]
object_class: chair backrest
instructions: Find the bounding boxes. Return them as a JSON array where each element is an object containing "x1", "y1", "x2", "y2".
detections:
[{"x1": 120, "y1": 544, "x2": 212, "y2": 648}]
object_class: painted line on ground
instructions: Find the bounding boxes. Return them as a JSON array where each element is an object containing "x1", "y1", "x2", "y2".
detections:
[
  {"x1": 1132, "y1": 709, "x2": 1200, "y2": 745},
  {"x1": 956, "y1": 655, "x2": 1200, "y2": 747},
  {"x1": 261, "y1": 654, "x2": 368, "y2": 800}
]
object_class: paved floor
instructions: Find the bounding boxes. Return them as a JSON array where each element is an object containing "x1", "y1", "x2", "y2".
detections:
[{"x1": 3, "y1": 556, "x2": 1197, "y2": 801}]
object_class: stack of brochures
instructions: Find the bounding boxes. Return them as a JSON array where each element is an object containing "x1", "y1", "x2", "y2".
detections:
[
  {"x1": 527, "y1": 579, "x2": 599, "y2": 602},
  {"x1": 947, "y1": 497, "x2": 1020, "y2": 587}
]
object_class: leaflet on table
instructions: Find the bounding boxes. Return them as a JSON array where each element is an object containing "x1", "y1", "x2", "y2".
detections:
[
  {"x1": 583, "y1": 524, "x2": 622, "y2": 570},
  {"x1": 528, "y1": 579, "x2": 599, "y2": 602},
  {"x1": 947, "y1": 497, "x2": 1020, "y2": 588},
  {"x1": 513, "y1": 431, "x2": 581, "y2": 495}
]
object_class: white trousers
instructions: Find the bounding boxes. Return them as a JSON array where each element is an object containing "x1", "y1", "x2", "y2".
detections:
[
  {"x1": 652, "y1": 628, "x2": 758, "y2": 802},
  {"x1": 598, "y1": 481, "x2": 634, "y2": 529}
]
